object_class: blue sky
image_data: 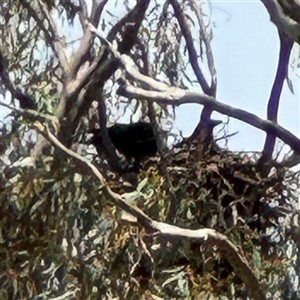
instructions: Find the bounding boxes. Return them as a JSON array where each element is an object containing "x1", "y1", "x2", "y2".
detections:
[{"x1": 175, "y1": 1, "x2": 299, "y2": 153}]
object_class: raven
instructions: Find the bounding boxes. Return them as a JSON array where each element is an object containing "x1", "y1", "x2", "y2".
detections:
[{"x1": 91, "y1": 122, "x2": 158, "y2": 160}]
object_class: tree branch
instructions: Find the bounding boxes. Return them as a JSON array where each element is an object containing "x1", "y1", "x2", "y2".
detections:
[
  {"x1": 261, "y1": 0, "x2": 300, "y2": 42},
  {"x1": 190, "y1": 0, "x2": 217, "y2": 94},
  {"x1": 65, "y1": 0, "x2": 150, "y2": 125},
  {"x1": 189, "y1": 0, "x2": 219, "y2": 141},
  {"x1": 91, "y1": 0, "x2": 109, "y2": 25},
  {"x1": 0, "y1": 101, "x2": 58, "y2": 124},
  {"x1": 96, "y1": 92, "x2": 124, "y2": 173},
  {"x1": 106, "y1": 0, "x2": 150, "y2": 43},
  {"x1": 0, "y1": 51, "x2": 36, "y2": 110},
  {"x1": 260, "y1": 31, "x2": 293, "y2": 170},
  {"x1": 68, "y1": 0, "x2": 109, "y2": 75},
  {"x1": 19, "y1": 0, "x2": 71, "y2": 77},
  {"x1": 89, "y1": 22, "x2": 300, "y2": 161},
  {"x1": 117, "y1": 83, "x2": 300, "y2": 155},
  {"x1": 78, "y1": 0, "x2": 89, "y2": 30},
  {"x1": 278, "y1": 0, "x2": 300, "y2": 23},
  {"x1": 169, "y1": 0, "x2": 211, "y2": 94}
]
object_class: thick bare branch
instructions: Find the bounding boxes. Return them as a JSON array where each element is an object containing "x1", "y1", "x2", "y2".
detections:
[
  {"x1": 78, "y1": 0, "x2": 89, "y2": 30},
  {"x1": 68, "y1": 0, "x2": 109, "y2": 75},
  {"x1": 32, "y1": 121, "x2": 266, "y2": 300},
  {"x1": 107, "y1": 0, "x2": 150, "y2": 43},
  {"x1": 260, "y1": 31, "x2": 293, "y2": 170},
  {"x1": 278, "y1": 0, "x2": 300, "y2": 22},
  {"x1": 261, "y1": 0, "x2": 300, "y2": 42},
  {"x1": 91, "y1": 0, "x2": 109, "y2": 25},
  {"x1": 37, "y1": 0, "x2": 71, "y2": 76},
  {"x1": 60, "y1": 1, "x2": 151, "y2": 143},
  {"x1": 66, "y1": 1, "x2": 150, "y2": 116},
  {"x1": 117, "y1": 83, "x2": 300, "y2": 155}
]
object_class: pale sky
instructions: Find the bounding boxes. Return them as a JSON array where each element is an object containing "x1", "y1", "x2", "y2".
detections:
[{"x1": 175, "y1": 1, "x2": 299, "y2": 155}]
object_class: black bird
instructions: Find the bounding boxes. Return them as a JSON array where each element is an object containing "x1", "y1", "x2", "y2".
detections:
[{"x1": 91, "y1": 122, "x2": 158, "y2": 161}]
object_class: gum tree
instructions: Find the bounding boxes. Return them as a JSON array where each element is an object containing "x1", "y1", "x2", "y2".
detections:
[{"x1": 0, "y1": 1, "x2": 299, "y2": 299}]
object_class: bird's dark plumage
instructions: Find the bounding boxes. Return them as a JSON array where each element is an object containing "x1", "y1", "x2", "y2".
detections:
[{"x1": 91, "y1": 122, "x2": 157, "y2": 160}]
